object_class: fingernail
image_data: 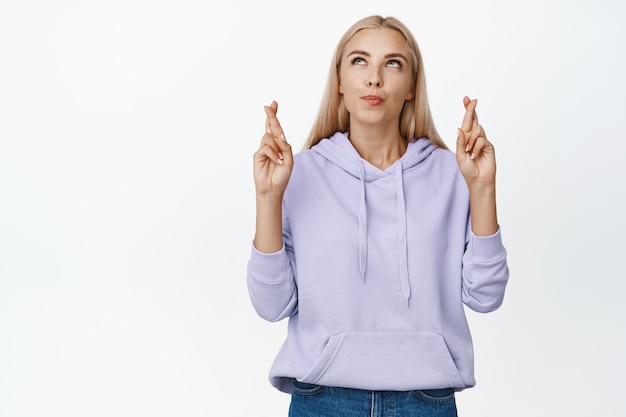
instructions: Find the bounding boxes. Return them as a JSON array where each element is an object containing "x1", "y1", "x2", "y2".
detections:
[
  {"x1": 277, "y1": 158, "x2": 283, "y2": 165},
  {"x1": 278, "y1": 152, "x2": 284, "y2": 160},
  {"x1": 470, "y1": 153, "x2": 476, "y2": 160},
  {"x1": 465, "y1": 144, "x2": 470, "y2": 152}
]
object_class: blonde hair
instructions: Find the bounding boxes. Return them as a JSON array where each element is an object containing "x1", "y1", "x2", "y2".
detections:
[{"x1": 304, "y1": 15, "x2": 447, "y2": 150}]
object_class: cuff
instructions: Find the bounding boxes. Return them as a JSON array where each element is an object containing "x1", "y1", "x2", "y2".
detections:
[
  {"x1": 249, "y1": 242, "x2": 290, "y2": 283},
  {"x1": 468, "y1": 226, "x2": 507, "y2": 262}
]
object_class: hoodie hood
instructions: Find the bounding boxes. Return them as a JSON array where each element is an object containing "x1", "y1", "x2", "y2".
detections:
[{"x1": 312, "y1": 132, "x2": 436, "y2": 306}]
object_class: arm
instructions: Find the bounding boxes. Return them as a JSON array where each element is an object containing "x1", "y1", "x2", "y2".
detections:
[
  {"x1": 247, "y1": 101, "x2": 298, "y2": 321},
  {"x1": 456, "y1": 97, "x2": 509, "y2": 312},
  {"x1": 456, "y1": 96, "x2": 498, "y2": 236},
  {"x1": 253, "y1": 101, "x2": 294, "y2": 252}
]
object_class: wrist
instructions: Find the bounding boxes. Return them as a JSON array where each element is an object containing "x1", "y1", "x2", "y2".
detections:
[
  {"x1": 256, "y1": 189, "x2": 285, "y2": 202},
  {"x1": 467, "y1": 182, "x2": 496, "y2": 196}
]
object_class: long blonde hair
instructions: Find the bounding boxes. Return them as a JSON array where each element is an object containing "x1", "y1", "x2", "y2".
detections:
[{"x1": 304, "y1": 15, "x2": 447, "y2": 150}]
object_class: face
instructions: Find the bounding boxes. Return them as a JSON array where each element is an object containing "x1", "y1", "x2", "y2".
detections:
[{"x1": 339, "y1": 28, "x2": 415, "y2": 131}]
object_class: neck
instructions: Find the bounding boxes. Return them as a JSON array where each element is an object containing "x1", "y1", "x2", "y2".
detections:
[{"x1": 348, "y1": 124, "x2": 406, "y2": 170}]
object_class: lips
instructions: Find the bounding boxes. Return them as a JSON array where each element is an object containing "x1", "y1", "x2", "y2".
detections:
[{"x1": 362, "y1": 95, "x2": 384, "y2": 106}]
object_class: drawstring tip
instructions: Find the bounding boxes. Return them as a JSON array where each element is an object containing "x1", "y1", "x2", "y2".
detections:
[{"x1": 405, "y1": 298, "x2": 410, "y2": 308}]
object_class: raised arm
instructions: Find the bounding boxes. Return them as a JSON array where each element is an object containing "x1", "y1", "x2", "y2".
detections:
[
  {"x1": 253, "y1": 101, "x2": 294, "y2": 252},
  {"x1": 456, "y1": 97, "x2": 508, "y2": 312},
  {"x1": 248, "y1": 101, "x2": 298, "y2": 321},
  {"x1": 455, "y1": 96, "x2": 498, "y2": 236}
]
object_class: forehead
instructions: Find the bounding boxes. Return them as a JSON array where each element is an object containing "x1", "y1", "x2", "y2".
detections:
[{"x1": 344, "y1": 27, "x2": 409, "y2": 55}]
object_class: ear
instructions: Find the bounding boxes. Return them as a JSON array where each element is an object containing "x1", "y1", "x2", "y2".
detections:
[{"x1": 405, "y1": 87, "x2": 414, "y2": 100}]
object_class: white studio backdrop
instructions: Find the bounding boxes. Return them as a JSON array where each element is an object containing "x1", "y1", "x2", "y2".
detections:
[{"x1": 0, "y1": 0, "x2": 624, "y2": 416}]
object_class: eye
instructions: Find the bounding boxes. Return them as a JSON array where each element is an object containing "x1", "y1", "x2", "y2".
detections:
[
  {"x1": 386, "y1": 59, "x2": 402, "y2": 68},
  {"x1": 351, "y1": 56, "x2": 366, "y2": 65}
]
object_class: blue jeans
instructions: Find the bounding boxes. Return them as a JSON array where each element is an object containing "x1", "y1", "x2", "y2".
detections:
[{"x1": 289, "y1": 381, "x2": 458, "y2": 417}]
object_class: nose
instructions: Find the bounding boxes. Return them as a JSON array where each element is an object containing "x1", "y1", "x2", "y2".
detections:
[{"x1": 367, "y1": 68, "x2": 383, "y2": 87}]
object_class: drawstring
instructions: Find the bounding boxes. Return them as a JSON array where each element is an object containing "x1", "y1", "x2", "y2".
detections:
[
  {"x1": 357, "y1": 161, "x2": 368, "y2": 282},
  {"x1": 395, "y1": 160, "x2": 411, "y2": 307},
  {"x1": 356, "y1": 159, "x2": 412, "y2": 307}
]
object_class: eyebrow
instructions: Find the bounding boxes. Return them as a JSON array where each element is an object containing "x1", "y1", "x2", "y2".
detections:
[{"x1": 347, "y1": 50, "x2": 409, "y2": 62}]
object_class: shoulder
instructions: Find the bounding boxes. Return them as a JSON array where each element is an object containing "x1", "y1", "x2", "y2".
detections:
[
  {"x1": 436, "y1": 149, "x2": 468, "y2": 197},
  {"x1": 288, "y1": 149, "x2": 327, "y2": 183},
  {"x1": 419, "y1": 146, "x2": 461, "y2": 175},
  {"x1": 293, "y1": 148, "x2": 325, "y2": 170},
  {"x1": 431, "y1": 147, "x2": 457, "y2": 165},
  {"x1": 419, "y1": 146, "x2": 466, "y2": 190}
]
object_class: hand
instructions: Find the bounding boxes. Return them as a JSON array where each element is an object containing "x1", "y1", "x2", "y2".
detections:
[
  {"x1": 253, "y1": 101, "x2": 294, "y2": 195},
  {"x1": 455, "y1": 96, "x2": 496, "y2": 186}
]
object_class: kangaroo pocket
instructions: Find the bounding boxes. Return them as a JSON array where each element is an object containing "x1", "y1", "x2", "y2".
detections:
[{"x1": 301, "y1": 331, "x2": 466, "y2": 391}]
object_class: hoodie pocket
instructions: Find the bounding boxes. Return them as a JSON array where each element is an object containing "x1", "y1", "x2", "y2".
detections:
[{"x1": 301, "y1": 331, "x2": 466, "y2": 390}]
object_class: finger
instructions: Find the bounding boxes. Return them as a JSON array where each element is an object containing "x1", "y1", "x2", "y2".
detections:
[
  {"x1": 465, "y1": 124, "x2": 484, "y2": 153},
  {"x1": 257, "y1": 137, "x2": 284, "y2": 165},
  {"x1": 259, "y1": 132, "x2": 281, "y2": 158},
  {"x1": 264, "y1": 104, "x2": 271, "y2": 134},
  {"x1": 463, "y1": 98, "x2": 478, "y2": 130},
  {"x1": 470, "y1": 137, "x2": 486, "y2": 160},
  {"x1": 264, "y1": 100, "x2": 279, "y2": 134},
  {"x1": 264, "y1": 102, "x2": 274, "y2": 134},
  {"x1": 273, "y1": 133, "x2": 293, "y2": 164},
  {"x1": 461, "y1": 97, "x2": 478, "y2": 132},
  {"x1": 472, "y1": 101, "x2": 478, "y2": 127},
  {"x1": 264, "y1": 104, "x2": 287, "y2": 143},
  {"x1": 254, "y1": 146, "x2": 279, "y2": 167},
  {"x1": 264, "y1": 104, "x2": 278, "y2": 133}
]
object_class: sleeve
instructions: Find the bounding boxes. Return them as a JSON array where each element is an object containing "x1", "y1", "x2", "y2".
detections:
[
  {"x1": 461, "y1": 226, "x2": 509, "y2": 313},
  {"x1": 246, "y1": 213, "x2": 298, "y2": 322}
]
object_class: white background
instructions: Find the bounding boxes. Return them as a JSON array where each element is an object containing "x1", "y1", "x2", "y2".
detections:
[{"x1": 1, "y1": 0, "x2": 625, "y2": 416}]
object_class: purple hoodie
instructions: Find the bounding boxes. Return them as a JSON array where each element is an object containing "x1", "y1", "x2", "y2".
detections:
[{"x1": 247, "y1": 132, "x2": 509, "y2": 393}]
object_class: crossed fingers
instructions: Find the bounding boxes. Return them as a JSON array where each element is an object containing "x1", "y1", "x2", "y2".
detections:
[
  {"x1": 260, "y1": 101, "x2": 290, "y2": 165},
  {"x1": 459, "y1": 96, "x2": 488, "y2": 160}
]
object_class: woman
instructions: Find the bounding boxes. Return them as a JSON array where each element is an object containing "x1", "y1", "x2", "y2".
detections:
[{"x1": 247, "y1": 15, "x2": 509, "y2": 417}]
